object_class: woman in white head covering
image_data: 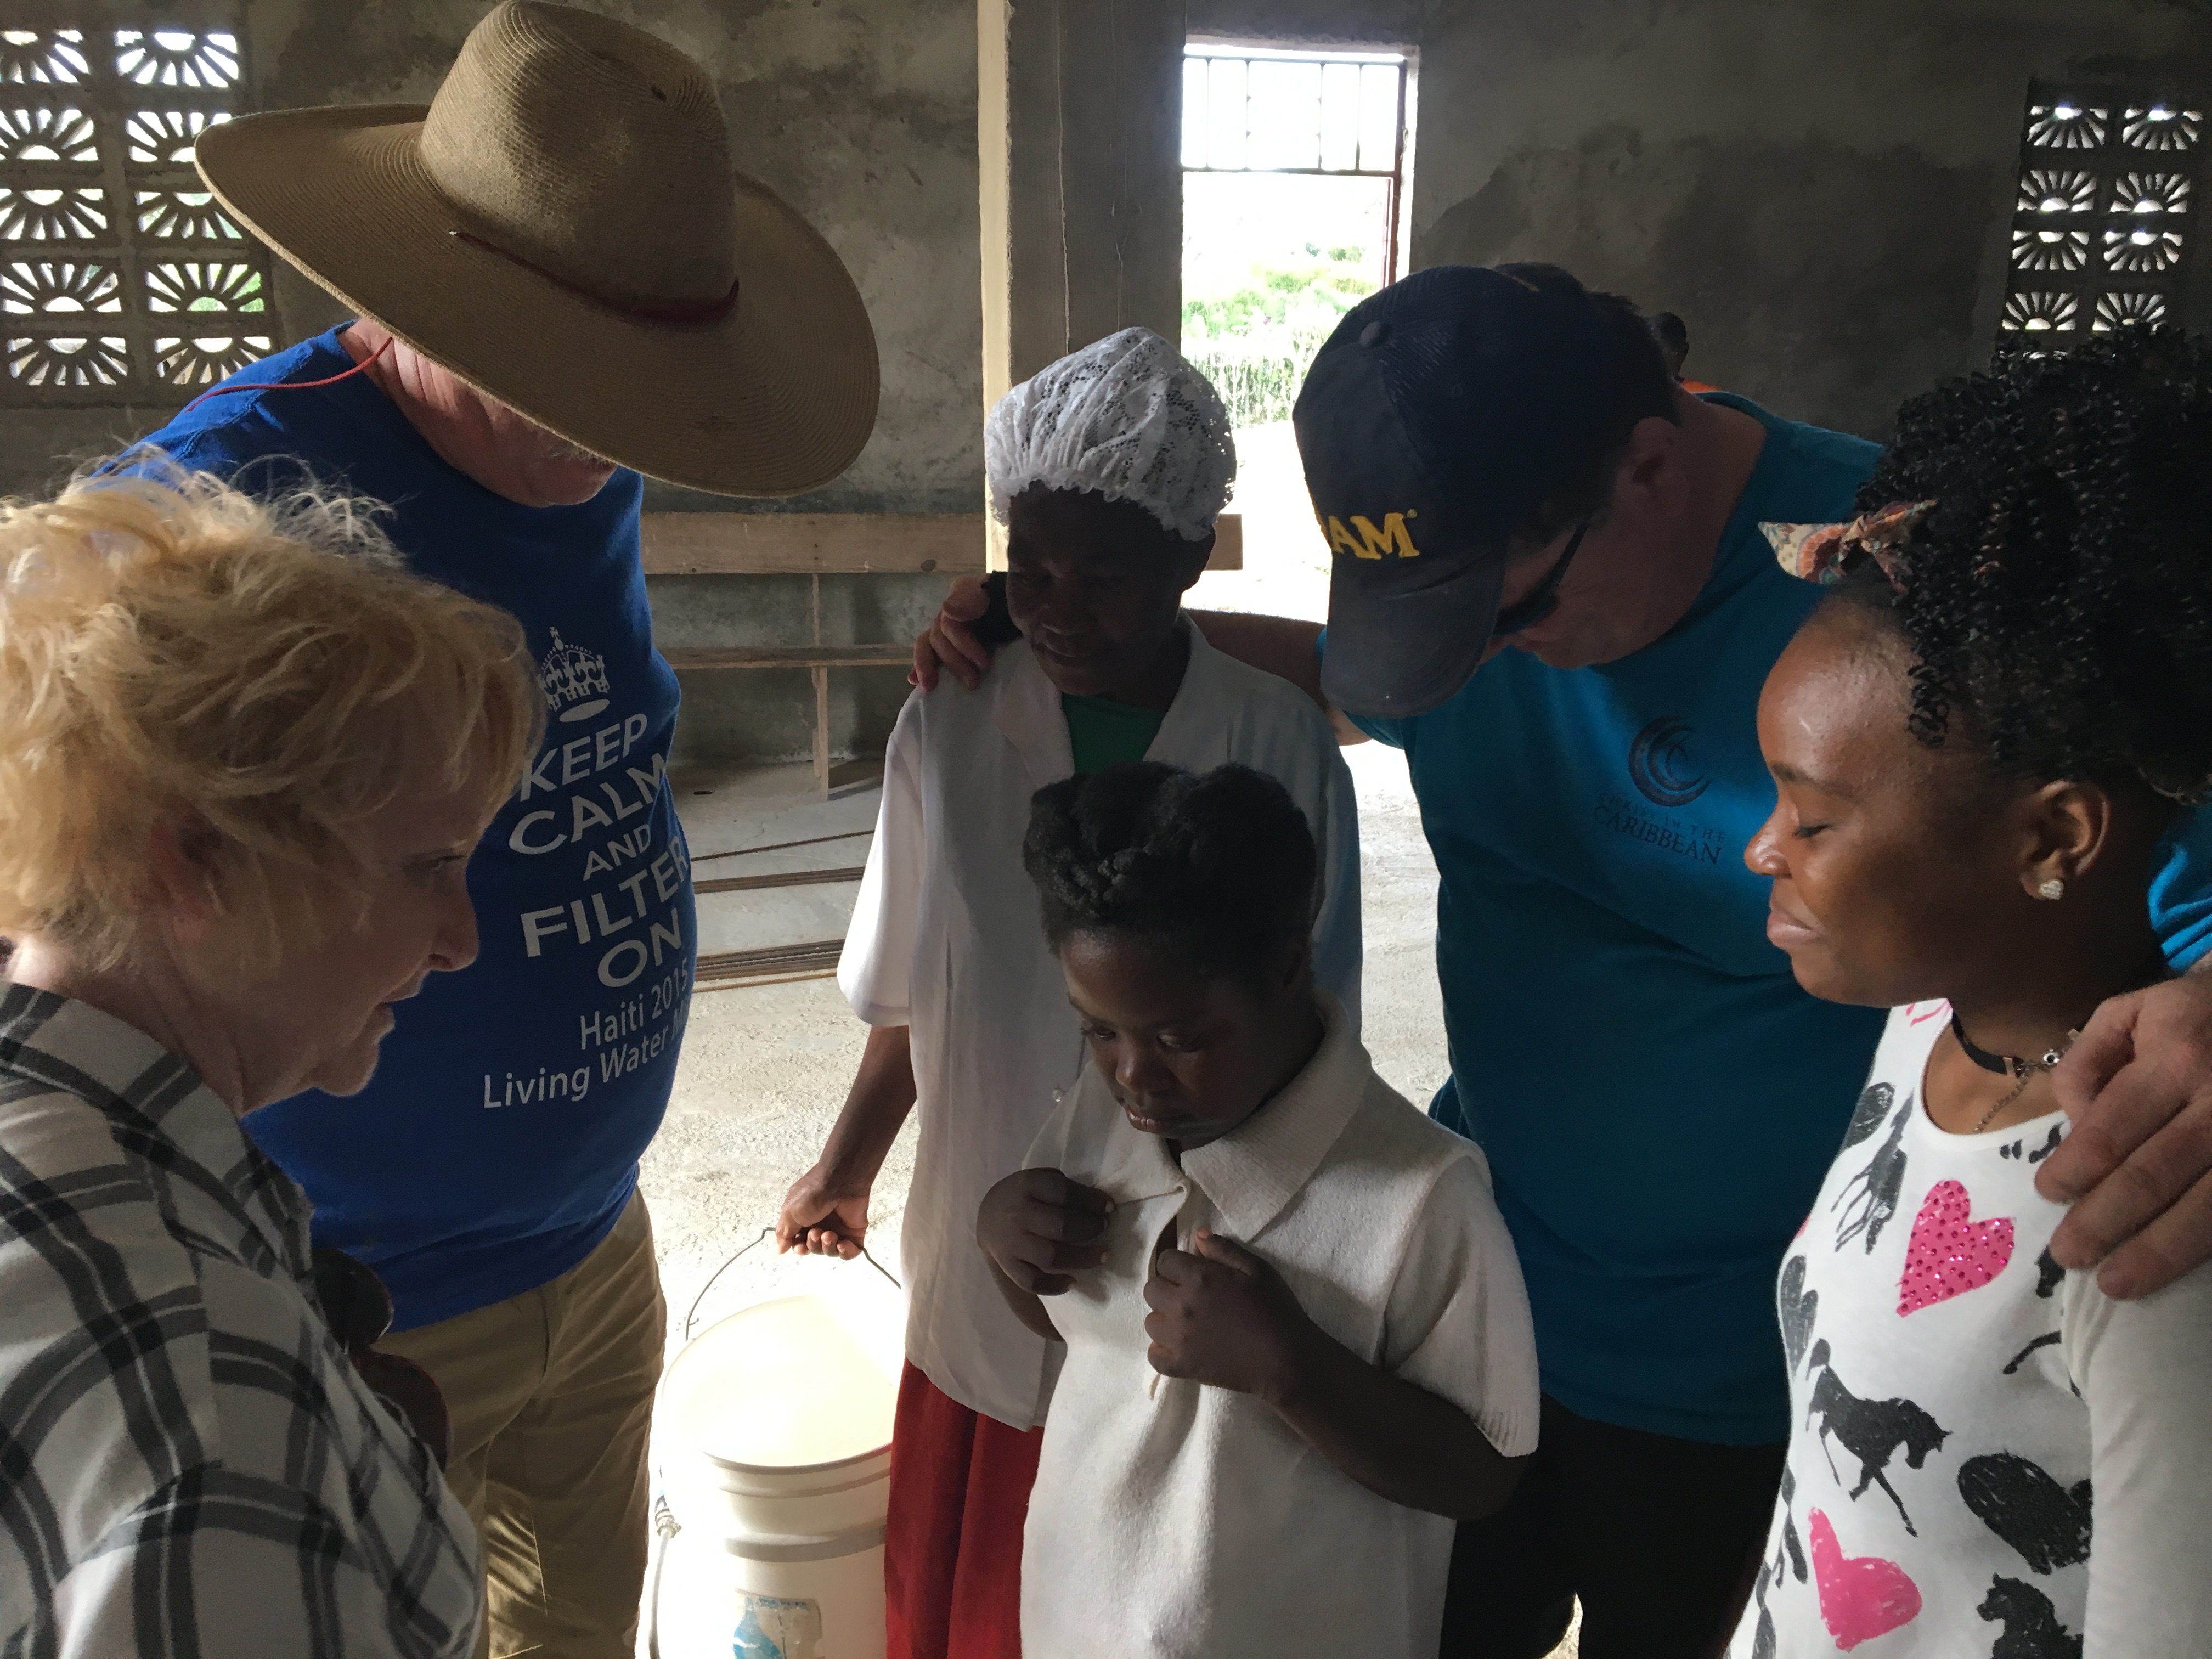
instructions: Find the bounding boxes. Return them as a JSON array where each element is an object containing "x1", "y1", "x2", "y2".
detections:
[
  {"x1": 777, "y1": 326, "x2": 1362, "y2": 1659},
  {"x1": 985, "y1": 325, "x2": 1237, "y2": 543},
  {"x1": 969, "y1": 326, "x2": 1238, "y2": 706}
]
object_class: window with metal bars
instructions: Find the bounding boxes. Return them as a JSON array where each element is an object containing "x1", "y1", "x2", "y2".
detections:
[
  {"x1": 1179, "y1": 44, "x2": 1410, "y2": 430},
  {"x1": 1, "y1": 24, "x2": 273, "y2": 404},
  {"x1": 1181, "y1": 46, "x2": 1409, "y2": 285},
  {"x1": 1999, "y1": 86, "x2": 2203, "y2": 354}
]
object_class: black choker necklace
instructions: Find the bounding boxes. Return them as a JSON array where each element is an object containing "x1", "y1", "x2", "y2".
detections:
[
  {"x1": 1949, "y1": 1012, "x2": 2079, "y2": 1132},
  {"x1": 1949, "y1": 1012, "x2": 2074, "y2": 1079}
]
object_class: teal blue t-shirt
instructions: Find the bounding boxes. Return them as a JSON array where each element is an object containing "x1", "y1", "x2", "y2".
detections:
[{"x1": 1342, "y1": 395, "x2": 2212, "y2": 1443}]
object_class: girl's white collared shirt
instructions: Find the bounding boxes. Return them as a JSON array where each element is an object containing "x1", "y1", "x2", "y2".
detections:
[
  {"x1": 1019, "y1": 993, "x2": 1538, "y2": 1658},
  {"x1": 838, "y1": 623, "x2": 1363, "y2": 1431}
]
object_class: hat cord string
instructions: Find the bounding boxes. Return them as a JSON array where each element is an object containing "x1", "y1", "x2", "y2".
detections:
[{"x1": 179, "y1": 331, "x2": 395, "y2": 415}]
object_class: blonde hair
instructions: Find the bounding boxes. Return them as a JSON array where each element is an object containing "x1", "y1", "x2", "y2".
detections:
[{"x1": 0, "y1": 459, "x2": 546, "y2": 967}]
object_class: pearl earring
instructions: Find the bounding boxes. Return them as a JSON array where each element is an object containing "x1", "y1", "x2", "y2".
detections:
[{"x1": 2038, "y1": 877, "x2": 2066, "y2": 901}]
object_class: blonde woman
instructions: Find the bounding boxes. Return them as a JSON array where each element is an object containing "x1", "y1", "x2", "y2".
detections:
[{"x1": 0, "y1": 467, "x2": 543, "y2": 1658}]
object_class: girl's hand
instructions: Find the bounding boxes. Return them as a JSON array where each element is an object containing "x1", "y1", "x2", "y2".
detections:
[
  {"x1": 1143, "y1": 1229, "x2": 1314, "y2": 1400},
  {"x1": 977, "y1": 1167, "x2": 1114, "y2": 1295}
]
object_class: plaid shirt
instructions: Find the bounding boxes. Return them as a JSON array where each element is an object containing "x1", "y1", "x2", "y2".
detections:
[{"x1": 0, "y1": 988, "x2": 480, "y2": 1659}]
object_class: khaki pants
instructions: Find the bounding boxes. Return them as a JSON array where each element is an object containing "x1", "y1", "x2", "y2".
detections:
[{"x1": 384, "y1": 1192, "x2": 666, "y2": 1659}]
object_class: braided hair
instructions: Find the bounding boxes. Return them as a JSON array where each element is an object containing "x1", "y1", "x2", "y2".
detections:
[
  {"x1": 1833, "y1": 326, "x2": 2212, "y2": 803},
  {"x1": 1022, "y1": 761, "x2": 1319, "y2": 986}
]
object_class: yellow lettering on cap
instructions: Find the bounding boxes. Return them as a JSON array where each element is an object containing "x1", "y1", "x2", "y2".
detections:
[
  {"x1": 1325, "y1": 512, "x2": 1422, "y2": 559},
  {"x1": 1325, "y1": 513, "x2": 1421, "y2": 559},
  {"x1": 1351, "y1": 512, "x2": 1420, "y2": 559}
]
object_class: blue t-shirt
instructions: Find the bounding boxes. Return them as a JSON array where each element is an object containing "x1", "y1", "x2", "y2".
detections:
[
  {"x1": 1342, "y1": 395, "x2": 2212, "y2": 1443},
  {"x1": 139, "y1": 328, "x2": 697, "y2": 1331}
]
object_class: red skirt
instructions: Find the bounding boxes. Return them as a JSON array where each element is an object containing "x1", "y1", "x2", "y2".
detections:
[{"x1": 884, "y1": 1361, "x2": 1043, "y2": 1659}]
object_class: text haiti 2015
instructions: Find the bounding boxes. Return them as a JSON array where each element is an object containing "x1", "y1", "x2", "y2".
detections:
[{"x1": 481, "y1": 1021, "x2": 674, "y2": 1109}]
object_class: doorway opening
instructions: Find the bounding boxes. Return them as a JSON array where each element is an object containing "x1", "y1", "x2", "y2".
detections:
[{"x1": 1181, "y1": 41, "x2": 1413, "y2": 619}]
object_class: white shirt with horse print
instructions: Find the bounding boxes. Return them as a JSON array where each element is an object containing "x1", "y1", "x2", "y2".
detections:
[{"x1": 1726, "y1": 1002, "x2": 2212, "y2": 1658}]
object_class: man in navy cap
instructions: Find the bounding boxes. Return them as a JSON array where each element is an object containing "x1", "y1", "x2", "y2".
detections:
[{"x1": 912, "y1": 266, "x2": 2212, "y2": 1658}]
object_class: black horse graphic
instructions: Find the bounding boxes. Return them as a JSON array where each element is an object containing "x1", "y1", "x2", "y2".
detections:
[
  {"x1": 1840, "y1": 1081, "x2": 1895, "y2": 1149},
  {"x1": 2001, "y1": 1331, "x2": 2061, "y2": 1376},
  {"x1": 1804, "y1": 1340, "x2": 1950, "y2": 1534},
  {"x1": 1833, "y1": 1088, "x2": 1910, "y2": 1252},
  {"x1": 1978, "y1": 1575, "x2": 2082, "y2": 1659}
]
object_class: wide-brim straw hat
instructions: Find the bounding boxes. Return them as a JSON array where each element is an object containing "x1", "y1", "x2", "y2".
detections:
[{"x1": 193, "y1": 0, "x2": 878, "y2": 498}]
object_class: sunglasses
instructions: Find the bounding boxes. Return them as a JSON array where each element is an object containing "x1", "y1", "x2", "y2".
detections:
[
  {"x1": 313, "y1": 1246, "x2": 452, "y2": 1470},
  {"x1": 1489, "y1": 520, "x2": 1591, "y2": 640}
]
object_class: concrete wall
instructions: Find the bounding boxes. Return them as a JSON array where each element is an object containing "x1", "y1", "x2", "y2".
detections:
[
  {"x1": 983, "y1": 0, "x2": 1186, "y2": 398},
  {"x1": 1191, "y1": 0, "x2": 2212, "y2": 441},
  {"x1": 2, "y1": 0, "x2": 979, "y2": 769},
  {"x1": 13, "y1": 0, "x2": 2212, "y2": 766}
]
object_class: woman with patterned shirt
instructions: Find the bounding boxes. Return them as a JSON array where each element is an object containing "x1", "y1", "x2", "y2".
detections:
[
  {"x1": 0, "y1": 466, "x2": 541, "y2": 1657},
  {"x1": 1731, "y1": 332, "x2": 2212, "y2": 1657}
]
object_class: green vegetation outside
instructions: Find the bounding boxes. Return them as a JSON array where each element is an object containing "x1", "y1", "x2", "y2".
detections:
[{"x1": 1183, "y1": 242, "x2": 1374, "y2": 426}]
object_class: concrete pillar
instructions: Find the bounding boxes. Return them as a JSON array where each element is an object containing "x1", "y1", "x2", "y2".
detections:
[{"x1": 978, "y1": 0, "x2": 1186, "y2": 560}]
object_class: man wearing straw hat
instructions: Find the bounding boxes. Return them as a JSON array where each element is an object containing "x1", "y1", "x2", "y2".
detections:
[{"x1": 131, "y1": 5, "x2": 878, "y2": 1652}]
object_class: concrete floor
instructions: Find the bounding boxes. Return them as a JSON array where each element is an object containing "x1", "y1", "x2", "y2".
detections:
[{"x1": 641, "y1": 738, "x2": 1580, "y2": 1656}]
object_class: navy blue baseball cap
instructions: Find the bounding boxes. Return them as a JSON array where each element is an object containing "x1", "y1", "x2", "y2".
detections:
[{"x1": 1294, "y1": 263, "x2": 1675, "y2": 718}]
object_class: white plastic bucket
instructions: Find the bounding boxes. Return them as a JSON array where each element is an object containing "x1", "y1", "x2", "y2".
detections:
[{"x1": 653, "y1": 1257, "x2": 905, "y2": 1659}]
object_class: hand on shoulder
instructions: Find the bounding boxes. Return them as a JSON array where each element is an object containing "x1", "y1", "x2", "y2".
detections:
[
  {"x1": 2045, "y1": 971, "x2": 2212, "y2": 1296},
  {"x1": 910, "y1": 575, "x2": 995, "y2": 692}
]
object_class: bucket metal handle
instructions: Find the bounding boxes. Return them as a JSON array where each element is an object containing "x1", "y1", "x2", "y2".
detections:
[{"x1": 681, "y1": 1225, "x2": 902, "y2": 1342}]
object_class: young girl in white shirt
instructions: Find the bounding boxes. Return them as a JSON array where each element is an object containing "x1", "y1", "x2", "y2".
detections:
[
  {"x1": 777, "y1": 329, "x2": 1358, "y2": 1659},
  {"x1": 980, "y1": 760, "x2": 1537, "y2": 1658},
  {"x1": 1732, "y1": 329, "x2": 2212, "y2": 1657}
]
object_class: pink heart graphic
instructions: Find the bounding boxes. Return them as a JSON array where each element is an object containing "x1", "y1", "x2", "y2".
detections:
[
  {"x1": 1808, "y1": 1508, "x2": 1921, "y2": 1650},
  {"x1": 1898, "y1": 1178, "x2": 2013, "y2": 1315}
]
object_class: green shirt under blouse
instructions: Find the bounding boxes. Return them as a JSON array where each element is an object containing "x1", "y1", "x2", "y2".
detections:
[{"x1": 1062, "y1": 692, "x2": 1166, "y2": 774}]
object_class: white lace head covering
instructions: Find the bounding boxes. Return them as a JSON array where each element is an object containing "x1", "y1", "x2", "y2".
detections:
[{"x1": 985, "y1": 328, "x2": 1235, "y2": 543}]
